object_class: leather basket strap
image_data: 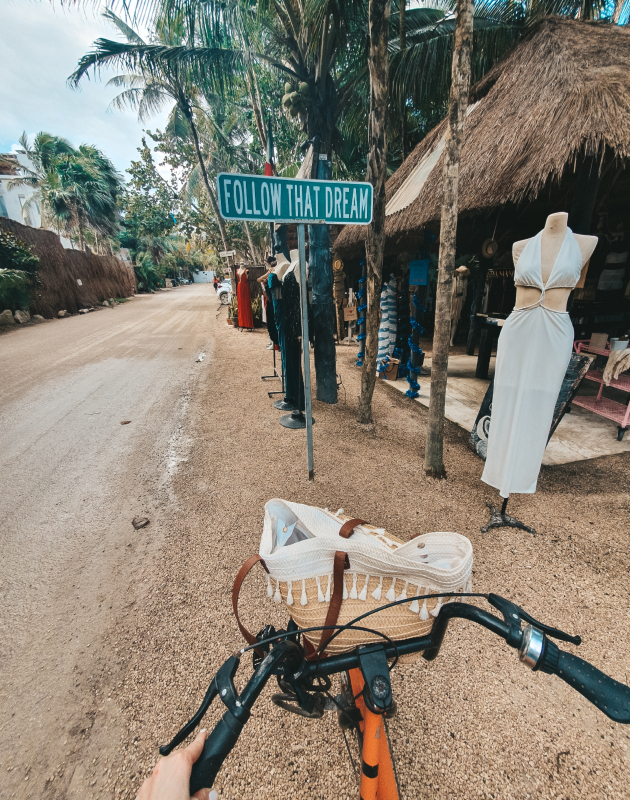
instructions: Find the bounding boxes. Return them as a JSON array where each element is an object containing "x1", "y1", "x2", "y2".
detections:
[
  {"x1": 309, "y1": 518, "x2": 367, "y2": 659},
  {"x1": 232, "y1": 554, "x2": 269, "y2": 647},
  {"x1": 339, "y1": 518, "x2": 366, "y2": 539},
  {"x1": 308, "y1": 550, "x2": 348, "y2": 659}
]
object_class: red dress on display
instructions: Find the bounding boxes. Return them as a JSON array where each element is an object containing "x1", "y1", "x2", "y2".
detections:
[{"x1": 237, "y1": 270, "x2": 254, "y2": 329}]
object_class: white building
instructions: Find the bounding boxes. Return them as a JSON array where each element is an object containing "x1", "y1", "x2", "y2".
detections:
[
  {"x1": 0, "y1": 152, "x2": 73, "y2": 248},
  {"x1": 0, "y1": 153, "x2": 42, "y2": 228},
  {"x1": 193, "y1": 270, "x2": 215, "y2": 283}
]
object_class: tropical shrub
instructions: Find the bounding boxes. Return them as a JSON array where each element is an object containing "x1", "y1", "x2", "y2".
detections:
[{"x1": 0, "y1": 230, "x2": 40, "y2": 310}]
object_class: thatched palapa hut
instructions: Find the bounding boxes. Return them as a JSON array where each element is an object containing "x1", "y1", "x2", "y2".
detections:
[{"x1": 334, "y1": 17, "x2": 630, "y2": 260}]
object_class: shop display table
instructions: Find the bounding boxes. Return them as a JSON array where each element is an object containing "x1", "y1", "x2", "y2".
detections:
[
  {"x1": 572, "y1": 340, "x2": 630, "y2": 441},
  {"x1": 473, "y1": 315, "x2": 504, "y2": 379}
]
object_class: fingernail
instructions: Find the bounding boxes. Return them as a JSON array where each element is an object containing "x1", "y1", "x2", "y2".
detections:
[{"x1": 200, "y1": 729, "x2": 207, "y2": 735}]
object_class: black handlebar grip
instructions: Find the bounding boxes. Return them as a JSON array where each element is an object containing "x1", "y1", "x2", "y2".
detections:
[
  {"x1": 189, "y1": 712, "x2": 244, "y2": 795},
  {"x1": 540, "y1": 641, "x2": 630, "y2": 724}
]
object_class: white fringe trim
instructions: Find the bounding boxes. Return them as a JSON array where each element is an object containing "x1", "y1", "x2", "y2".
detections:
[{"x1": 264, "y1": 573, "x2": 471, "y2": 617}]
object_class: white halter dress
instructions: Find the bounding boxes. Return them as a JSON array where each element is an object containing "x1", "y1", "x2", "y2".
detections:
[{"x1": 481, "y1": 229, "x2": 582, "y2": 498}]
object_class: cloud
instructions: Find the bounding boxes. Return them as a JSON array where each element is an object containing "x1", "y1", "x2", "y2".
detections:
[{"x1": 0, "y1": 0, "x2": 171, "y2": 176}]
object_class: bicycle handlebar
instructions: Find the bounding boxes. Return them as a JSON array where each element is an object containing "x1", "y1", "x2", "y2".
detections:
[
  {"x1": 535, "y1": 636, "x2": 630, "y2": 724},
  {"x1": 182, "y1": 599, "x2": 630, "y2": 793}
]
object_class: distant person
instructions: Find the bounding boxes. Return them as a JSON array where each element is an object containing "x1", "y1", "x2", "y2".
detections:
[{"x1": 213, "y1": 276, "x2": 219, "y2": 293}]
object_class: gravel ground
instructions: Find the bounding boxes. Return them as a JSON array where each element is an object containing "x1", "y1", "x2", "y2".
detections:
[{"x1": 107, "y1": 309, "x2": 630, "y2": 800}]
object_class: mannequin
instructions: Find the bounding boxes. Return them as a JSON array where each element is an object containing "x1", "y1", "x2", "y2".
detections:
[
  {"x1": 268, "y1": 253, "x2": 303, "y2": 412},
  {"x1": 237, "y1": 266, "x2": 254, "y2": 330},
  {"x1": 480, "y1": 212, "x2": 597, "y2": 531},
  {"x1": 450, "y1": 266, "x2": 471, "y2": 346},
  {"x1": 258, "y1": 258, "x2": 279, "y2": 348},
  {"x1": 278, "y1": 250, "x2": 306, "y2": 418},
  {"x1": 512, "y1": 213, "x2": 596, "y2": 311}
]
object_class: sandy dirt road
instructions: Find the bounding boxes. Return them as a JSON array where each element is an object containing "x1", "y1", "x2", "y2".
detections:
[{"x1": 0, "y1": 286, "x2": 216, "y2": 798}]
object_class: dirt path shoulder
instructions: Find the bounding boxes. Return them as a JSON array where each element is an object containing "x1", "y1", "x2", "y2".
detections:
[{"x1": 114, "y1": 308, "x2": 630, "y2": 800}]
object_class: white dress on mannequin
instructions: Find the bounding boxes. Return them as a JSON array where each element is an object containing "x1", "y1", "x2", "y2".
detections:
[{"x1": 481, "y1": 228, "x2": 583, "y2": 498}]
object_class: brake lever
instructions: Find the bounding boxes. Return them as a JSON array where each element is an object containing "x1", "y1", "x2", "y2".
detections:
[
  {"x1": 488, "y1": 593, "x2": 581, "y2": 646},
  {"x1": 159, "y1": 655, "x2": 240, "y2": 755}
]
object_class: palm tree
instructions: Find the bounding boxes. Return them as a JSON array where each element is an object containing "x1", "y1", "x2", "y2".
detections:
[
  {"x1": 11, "y1": 133, "x2": 122, "y2": 250},
  {"x1": 357, "y1": 0, "x2": 390, "y2": 425},
  {"x1": 69, "y1": 8, "x2": 231, "y2": 251}
]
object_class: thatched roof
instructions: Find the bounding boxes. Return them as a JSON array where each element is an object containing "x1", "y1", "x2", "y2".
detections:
[{"x1": 335, "y1": 17, "x2": 630, "y2": 258}]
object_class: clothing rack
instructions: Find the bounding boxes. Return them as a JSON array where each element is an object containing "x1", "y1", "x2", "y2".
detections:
[{"x1": 261, "y1": 346, "x2": 285, "y2": 398}]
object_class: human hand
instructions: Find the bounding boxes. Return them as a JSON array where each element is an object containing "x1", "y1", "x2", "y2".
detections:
[{"x1": 136, "y1": 729, "x2": 218, "y2": 800}]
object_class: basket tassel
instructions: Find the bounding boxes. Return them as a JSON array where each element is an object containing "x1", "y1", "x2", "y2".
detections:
[
  {"x1": 273, "y1": 580, "x2": 282, "y2": 604},
  {"x1": 386, "y1": 577, "x2": 397, "y2": 602},
  {"x1": 325, "y1": 574, "x2": 332, "y2": 603},
  {"x1": 286, "y1": 581, "x2": 294, "y2": 606},
  {"x1": 409, "y1": 585, "x2": 421, "y2": 614},
  {"x1": 396, "y1": 580, "x2": 408, "y2": 602},
  {"x1": 371, "y1": 576, "x2": 383, "y2": 601},
  {"x1": 431, "y1": 595, "x2": 443, "y2": 617},
  {"x1": 359, "y1": 575, "x2": 369, "y2": 601},
  {"x1": 349, "y1": 573, "x2": 358, "y2": 600},
  {"x1": 300, "y1": 579, "x2": 308, "y2": 606},
  {"x1": 465, "y1": 579, "x2": 473, "y2": 594},
  {"x1": 266, "y1": 573, "x2": 273, "y2": 598},
  {"x1": 342, "y1": 575, "x2": 348, "y2": 601},
  {"x1": 420, "y1": 590, "x2": 429, "y2": 621},
  {"x1": 316, "y1": 576, "x2": 325, "y2": 603}
]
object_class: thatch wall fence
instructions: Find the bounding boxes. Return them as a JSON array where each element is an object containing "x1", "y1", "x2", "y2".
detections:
[{"x1": 0, "y1": 218, "x2": 136, "y2": 317}]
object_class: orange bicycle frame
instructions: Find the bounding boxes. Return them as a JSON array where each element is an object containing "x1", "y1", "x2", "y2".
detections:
[{"x1": 348, "y1": 669, "x2": 399, "y2": 800}]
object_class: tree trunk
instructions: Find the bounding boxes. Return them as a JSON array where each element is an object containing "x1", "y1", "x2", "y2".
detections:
[
  {"x1": 77, "y1": 210, "x2": 85, "y2": 252},
  {"x1": 424, "y1": 0, "x2": 474, "y2": 477},
  {"x1": 612, "y1": 0, "x2": 625, "y2": 23},
  {"x1": 184, "y1": 104, "x2": 229, "y2": 252},
  {"x1": 399, "y1": 0, "x2": 408, "y2": 162},
  {"x1": 357, "y1": 0, "x2": 390, "y2": 424},
  {"x1": 243, "y1": 221, "x2": 258, "y2": 263},
  {"x1": 308, "y1": 143, "x2": 338, "y2": 404}
]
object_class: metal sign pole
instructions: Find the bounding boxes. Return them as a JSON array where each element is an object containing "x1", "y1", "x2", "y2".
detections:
[{"x1": 297, "y1": 224, "x2": 314, "y2": 481}]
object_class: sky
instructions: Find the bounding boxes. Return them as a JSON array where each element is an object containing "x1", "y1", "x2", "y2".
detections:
[{"x1": 0, "y1": 0, "x2": 170, "y2": 177}]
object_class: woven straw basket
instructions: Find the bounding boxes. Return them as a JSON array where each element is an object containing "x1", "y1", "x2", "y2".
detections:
[{"x1": 259, "y1": 499, "x2": 473, "y2": 656}]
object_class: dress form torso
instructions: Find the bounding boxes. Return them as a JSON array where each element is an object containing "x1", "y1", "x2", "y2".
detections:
[{"x1": 513, "y1": 213, "x2": 597, "y2": 311}]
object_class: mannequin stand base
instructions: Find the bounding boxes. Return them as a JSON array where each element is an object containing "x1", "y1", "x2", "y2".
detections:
[
  {"x1": 481, "y1": 501, "x2": 536, "y2": 534},
  {"x1": 273, "y1": 398, "x2": 299, "y2": 411},
  {"x1": 279, "y1": 411, "x2": 315, "y2": 429}
]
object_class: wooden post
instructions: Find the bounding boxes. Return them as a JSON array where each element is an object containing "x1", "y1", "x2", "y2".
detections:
[
  {"x1": 358, "y1": 0, "x2": 390, "y2": 425},
  {"x1": 424, "y1": 0, "x2": 474, "y2": 477}
]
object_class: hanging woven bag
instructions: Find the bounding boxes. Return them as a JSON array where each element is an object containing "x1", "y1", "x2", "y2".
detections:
[{"x1": 232, "y1": 499, "x2": 473, "y2": 658}]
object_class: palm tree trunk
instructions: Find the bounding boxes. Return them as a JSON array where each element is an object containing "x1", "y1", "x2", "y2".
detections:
[
  {"x1": 424, "y1": 0, "x2": 474, "y2": 477},
  {"x1": 243, "y1": 221, "x2": 258, "y2": 263},
  {"x1": 399, "y1": 0, "x2": 408, "y2": 162},
  {"x1": 612, "y1": 0, "x2": 625, "y2": 23},
  {"x1": 358, "y1": 0, "x2": 390, "y2": 424},
  {"x1": 77, "y1": 210, "x2": 85, "y2": 252},
  {"x1": 183, "y1": 104, "x2": 229, "y2": 252}
]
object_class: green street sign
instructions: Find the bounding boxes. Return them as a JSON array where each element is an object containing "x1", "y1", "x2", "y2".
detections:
[{"x1": 217, "y1": 173, "x2": 373, "y2": 225}]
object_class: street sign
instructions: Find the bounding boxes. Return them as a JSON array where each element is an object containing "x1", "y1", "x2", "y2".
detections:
[
  {"x1": 219, "y1": 249, "x2": 237, "y2": 257},
  {"x1": 217, "y1": 173, "x2": 373, "y2": 225}
]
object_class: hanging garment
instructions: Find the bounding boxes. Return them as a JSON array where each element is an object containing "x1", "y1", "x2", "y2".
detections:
[
  {"x1": 269, "y1": 273, "x2": 287, "y2": 385},
  {"x1": 450, "y1": 273, "x2": 469, "y2": 345},
  {"x1": 481, "y1": 228, "x2": 583, "y2": 497},
  {"x1": 282, "y1": 270, "x2": 305, "y2": 411},
  {"x1": 377, "y1": 275, "x2": 397, "y2": 361},
  {"x1": 237, "y1": 271, "x2": 254, "y2": 329},
  {"x1": 264, "y1": 283, "x2": 279, "y2": 345}
]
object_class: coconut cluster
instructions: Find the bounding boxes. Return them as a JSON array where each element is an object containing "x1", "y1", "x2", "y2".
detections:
[{"x1": 282, "y1": 81, "x2": 309, "y2": 119}]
